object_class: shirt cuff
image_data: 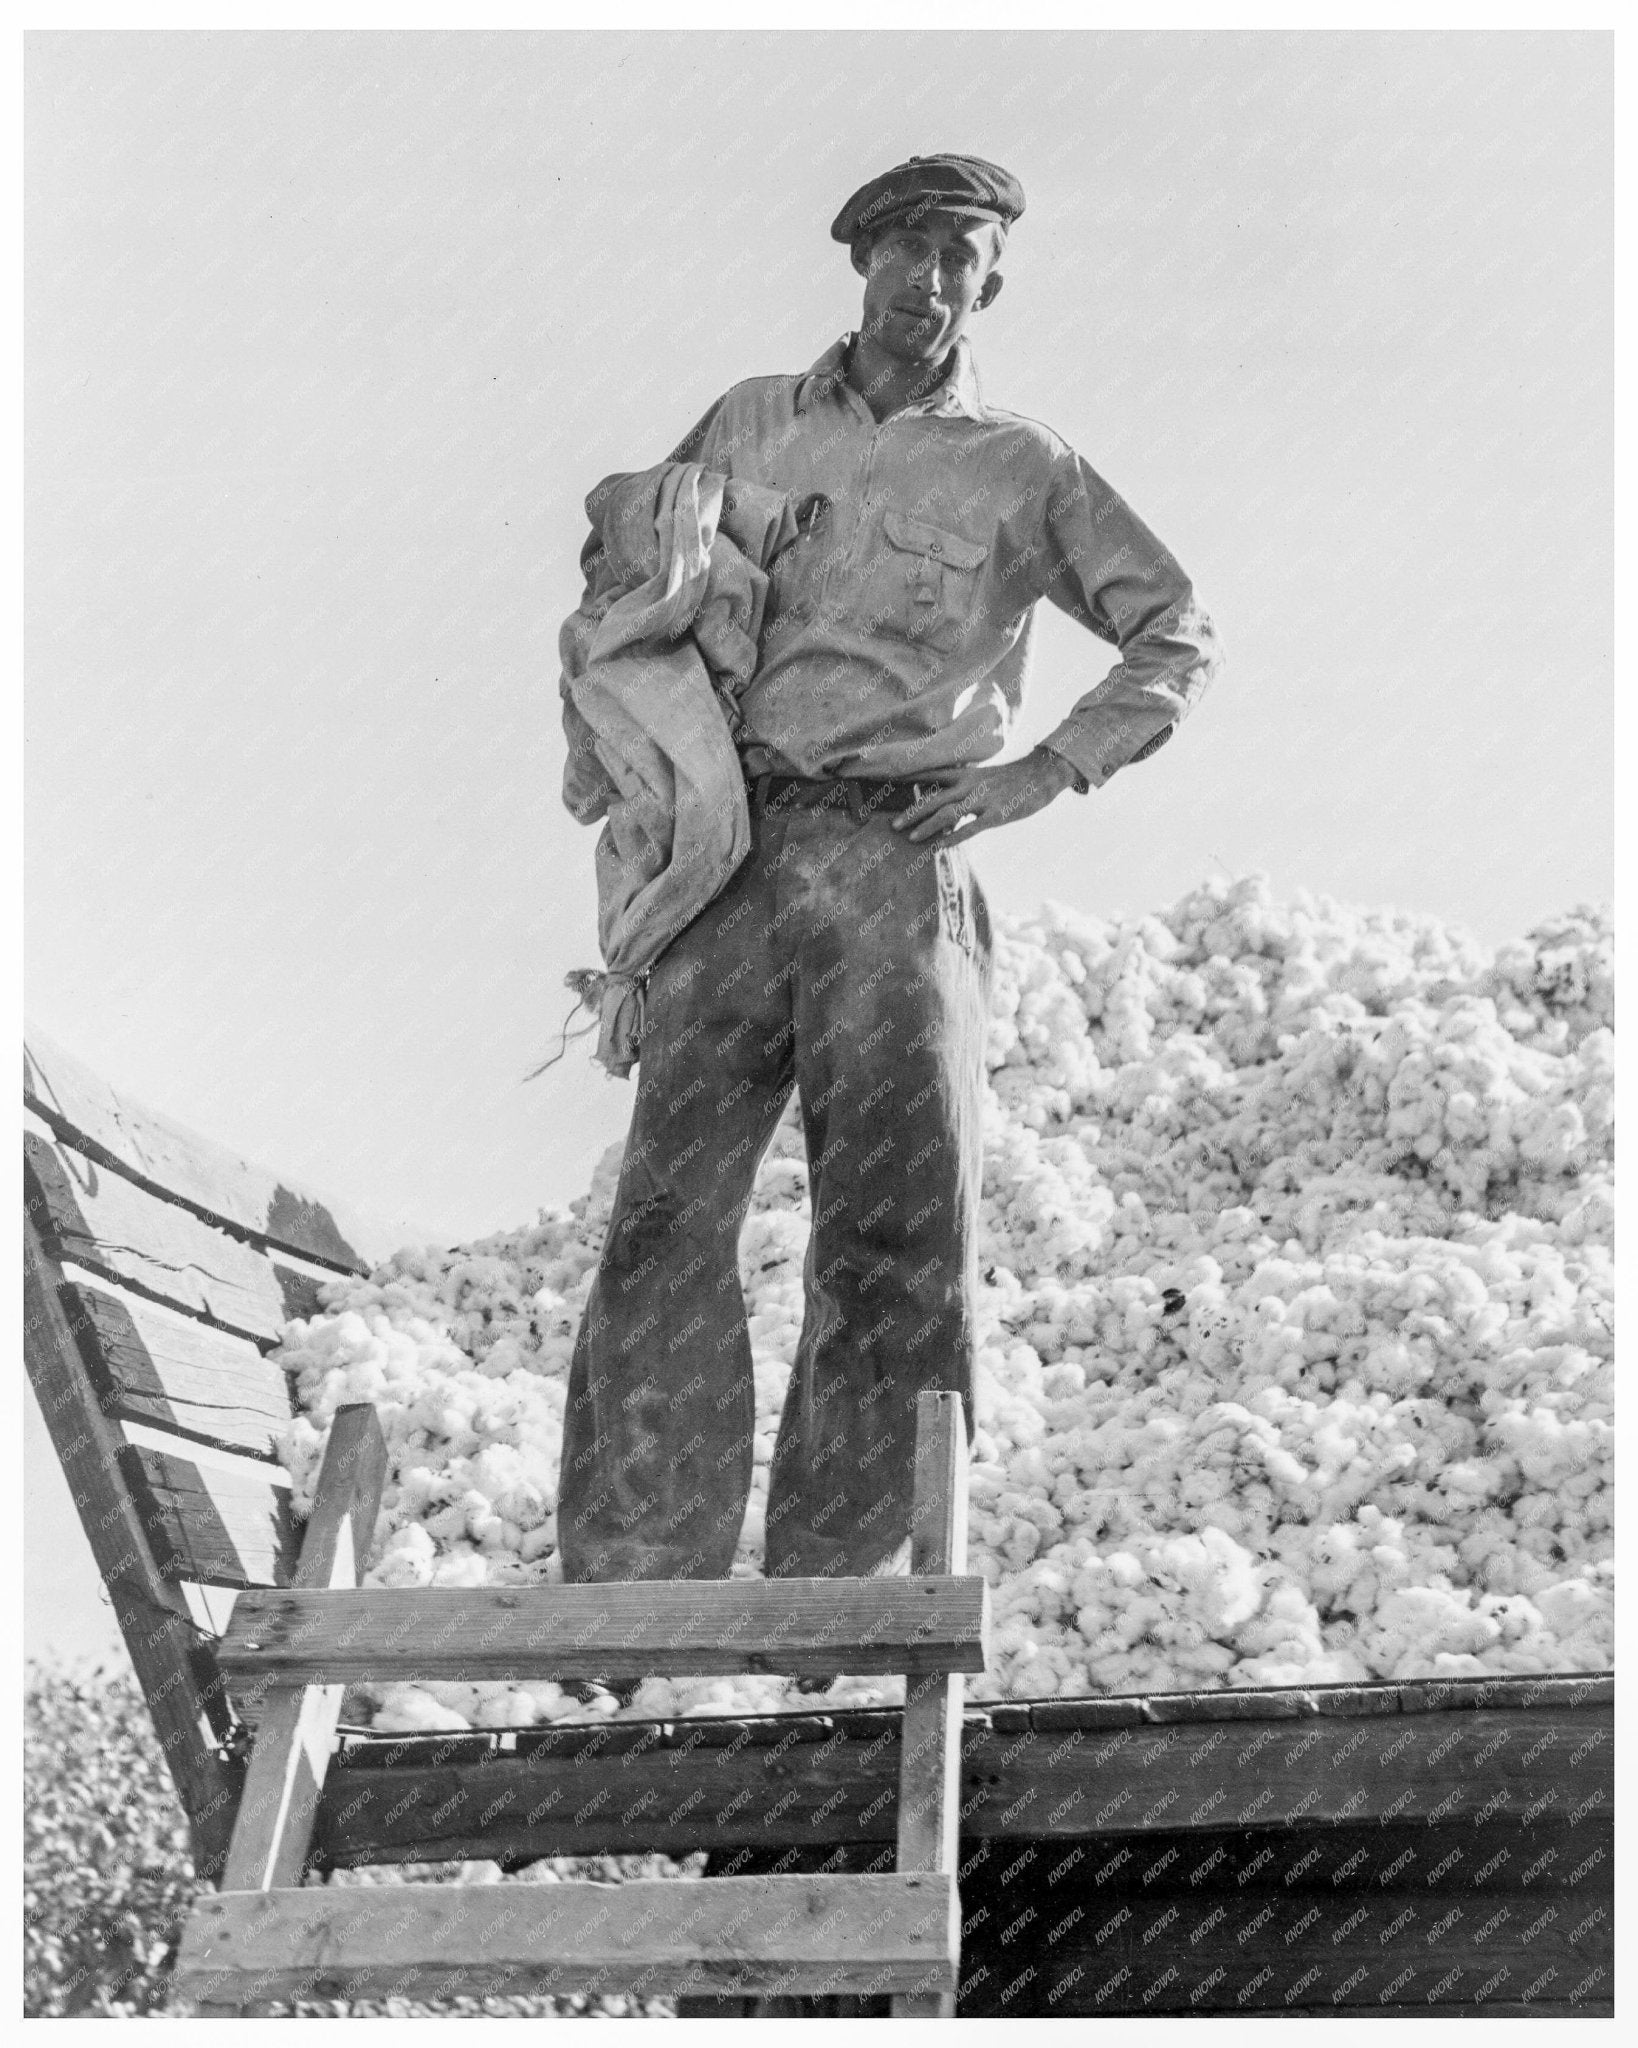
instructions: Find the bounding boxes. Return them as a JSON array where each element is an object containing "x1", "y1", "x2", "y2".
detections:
[
  {"x1": 1043, "y1": 717, "x2": 1175, "y2": 791},
  {"x1": 1035, "y1": 742, "x2": 1091, "y2": 795}
]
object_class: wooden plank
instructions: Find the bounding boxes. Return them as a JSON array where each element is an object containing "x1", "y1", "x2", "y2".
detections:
[
  {"x1": 947, "y1": 1703, "x2": 1614, "y2": 1840},
  {"x1": 956, "y1": 1881, "x2": 1613, "y2": 2017},
  {"x1": 1018, "y1": 1674, "x2": 1613, "y2": 1730},
  {"x1": 218, "y1": 1576, "x2": 990, "y2": 1687},
  {"x1": 311, "y1": 1701, "x2": 1614, "y2": 1867},
  {"x1": 25, "y1": 1129, "x2": 329, "y2": 1341},
  {"x1": 120, "y1": 1442, "x2": 298, "y2": 1589},
  {"x1": 218, "y1": 1406, "x2": 389, "y2": 1902},
  {"x1": 62, "y1": 1277, "x2": 295, "y2": 1459},
  {"x1": 892, "y1": 1390, "x2": 968, "y2": 2021},
  {"x1": 952, "y1": 1815, "x2": 1615, "y2": 1913},
  {"x1": 315, "y1": 1737, "x2": 895, "y2": 1866},
  {"x1": 24, "y1": 1029, "x2": 375, "y2": 1272},
  {"x1": 174, "y1": 1873, "x2": 956, "y2": 2005},
  {"x1": 23, "y1": 1213, "x2": 244, "y2": 1879},
  {"x1": 123, "y1": 1418, "x2": 290, "y2": 1479}
]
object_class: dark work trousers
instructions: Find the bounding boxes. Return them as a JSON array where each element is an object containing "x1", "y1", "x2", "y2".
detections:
[{"x1": 556, "y1": 780, "x2": 994, "y2": 1584}]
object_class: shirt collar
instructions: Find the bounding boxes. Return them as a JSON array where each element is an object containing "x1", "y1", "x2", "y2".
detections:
[{"x1": 795, "y1": 332, "x2": 987, "y2": 421}]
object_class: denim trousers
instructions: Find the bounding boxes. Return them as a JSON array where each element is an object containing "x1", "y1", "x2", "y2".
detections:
[{"x1": 556, "y1": 781, "x2": 994, "y2": 1584}]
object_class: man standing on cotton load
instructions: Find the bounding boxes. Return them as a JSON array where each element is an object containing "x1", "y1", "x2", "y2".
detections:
[{"x1": 556, "y1": 153, "x2": 1221, "y2": 1590}]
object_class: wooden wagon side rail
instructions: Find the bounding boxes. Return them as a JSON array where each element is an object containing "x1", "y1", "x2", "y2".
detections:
[{"x1": 309, "y1": 1675, "x2": 1613, "y2": 1869}]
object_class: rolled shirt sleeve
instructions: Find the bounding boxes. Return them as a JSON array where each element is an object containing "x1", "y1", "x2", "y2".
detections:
[{"x1": 1034, "y1": 451, "x2": 1223, "y2": 791}]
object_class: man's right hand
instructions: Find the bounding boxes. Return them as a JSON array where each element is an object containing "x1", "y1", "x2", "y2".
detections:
[{"x1": 891, "y1": 746, "x2": 1081, "y2": 846}]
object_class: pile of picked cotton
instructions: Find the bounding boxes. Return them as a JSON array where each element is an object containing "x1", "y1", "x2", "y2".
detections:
[{"x1": 274, "y1": 877, "x2": 1612, "y2": 1733}]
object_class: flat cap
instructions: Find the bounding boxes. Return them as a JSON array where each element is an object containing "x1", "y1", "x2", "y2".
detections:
[{"x1": 830, "y1": 152, "x2": 1025, "y2": 246}]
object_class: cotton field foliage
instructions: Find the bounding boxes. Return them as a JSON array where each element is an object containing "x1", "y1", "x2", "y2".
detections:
[{"x1": 274, "y1": 878, "x2": 1613, "y2": 1732}]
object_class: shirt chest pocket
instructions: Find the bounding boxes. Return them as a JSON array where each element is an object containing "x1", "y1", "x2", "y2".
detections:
[{"x1": 863, "y1": 509, "x2": 990, "y2": 657}]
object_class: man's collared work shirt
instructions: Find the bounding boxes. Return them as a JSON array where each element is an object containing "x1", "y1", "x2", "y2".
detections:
[{"x1": 568, "y1": 332, "x2": 1221, "y2": 796}]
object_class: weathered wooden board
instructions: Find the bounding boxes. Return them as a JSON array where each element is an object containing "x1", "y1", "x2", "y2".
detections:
[
  {"x1": 958, "y1": 1889, "x2": 1609, "y2": 2017},
  {"x1": 892, "y1": 1391, "x2": 968, "y2": 2019},
  {"x1": 218, "y1": 1577, "x2": 991, "y2": 1688},
  {"x1": 174, "y1": 1873, "x2": 957, "y2": 2005},
  {"x1": 24, "y1": 1031, "x2": 374, "y2": 1272},
  {"x1": 23, "y1": 1214, "x2": 245, "y2": 1877},
  {"x1": 947, "y1": 1701, "x2": 1613, "y2": 1840},
  {"x1": 120, "y1": 1441, "x2": 299, "y2": 1589},
  {"x1": 954, "y1": 1836, "x2": 1615, "y2": 2017},
  {"x1": 898, "y1": 1393, "x2": 967, "y2": 1873},
  {"x1": 961, "y1": 1815, "x2": 1616, "y2": 1901},
  {"x1": 25, "y1": 1129, "x2": 330, "y2": 1341},
  {"x1": 311, "y1": 1699, "x2": 1614, "y2": 1867},
  {"x1": 1007, "y1": 1674, "x2": 1612, "y2": 1728},
  {"x1": 61, "y1": 1277, "x2": 295, "y2": 1459},
  {"x1": 220, "y1": 1407, "x2": 388, "y2": 1901}
]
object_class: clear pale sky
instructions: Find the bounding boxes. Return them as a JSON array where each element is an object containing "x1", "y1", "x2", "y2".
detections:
[{"x1": 25, "y1": 31, "x2": 1610, "y2": 1662}]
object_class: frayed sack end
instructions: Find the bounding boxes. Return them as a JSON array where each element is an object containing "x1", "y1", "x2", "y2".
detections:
[
  {"x1": 523, "y1": 970, "x2": 646, "y2": 1082},
  {"x1": 590, "y1": 970, "x2": 646, "y2": 1079}
]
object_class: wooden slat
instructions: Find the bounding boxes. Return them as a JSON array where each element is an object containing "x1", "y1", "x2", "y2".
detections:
[
  {"x1": 23, "y1": 1213, "x2": 244, "y2": 1879},
  {"x1": 25, "y1": 1129, "x2": 328, "y2": 1341},
  {"x1": 1390, "y1": 1673, "x2": 1612, "y2": 1713},
  {"x1": 63, "y1": 1277, "x2": 295, "y2": 1459},
  {"x1": 121, "y1": 1442, "x2": 298, "y2": 1589},
  {"x1": 861, "y1": 1687, "x2": 1600, "y2": 1832},
  {"x1": 24, "y1": 1030, "x2": 374, "y2": 1272},
  {"x1": 219, "y1": 1406, "x2": 389, "y2": 1899},
  {"x1": 892, "y1": 1390, "x2": 968, "y2": 2021},
  {"x1": 948, "y1": 1702, "x2": 1614, "y2": 1841},
  {"x1": 174, "y1": 1873, "x2": 956, "y2": 2005},
  {"x1": 650, "y1": 1821, "x2": 1614, "y2": 2018},
  {"x1": 310, "y1": 1701, "x2": 1614, "y2": 1867},
  {"x1": 218, "y1": 1576, "x2": 990, "y2": 1687},
  {"x1": 957, "y1": 1879, "x2": 1613, "y2": 2017}
]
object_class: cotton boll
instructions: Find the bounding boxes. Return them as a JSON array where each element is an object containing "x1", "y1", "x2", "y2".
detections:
[
  {"x1": 423, "y1": 1499, "x2": 474, "y2": 1544},
  {"x1": 1189, "y1": 1529, "x2": 1262, "y2": 1631},
  {"x1": 474, "y1": 1690, "x2": 540, "y2": 1729},
  {"x1": 1533, "y1": 1577, "x2": 1607, "y2": 1643},
  {"x1": 372, "y1": 1684, "x2": 472, "y2": 1734},
  {"x1": 373, "y1": 1524, "x2": 438, "y2": 1589},
  {"x1": 431, "y1": 1552, "x2": 490, "y2": 1589},
  {"x1": 276, "y1": 1414, "x2": 328, "y2": 1512},
  {"x1": 495, "y1": 1480, "x2": 549, "y2": 1531}
]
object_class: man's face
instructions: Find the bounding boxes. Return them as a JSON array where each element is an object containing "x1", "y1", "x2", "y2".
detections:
[{"x1": 854, "y1": 210, "x2": 1004, "y2": 364}]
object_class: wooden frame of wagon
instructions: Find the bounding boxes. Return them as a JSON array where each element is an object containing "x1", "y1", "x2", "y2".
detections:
[{"x1": 23, "y1": 1031, "x2": 1615, "y2": 2017}]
